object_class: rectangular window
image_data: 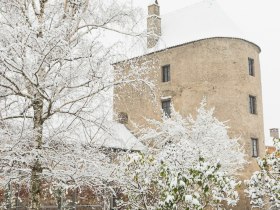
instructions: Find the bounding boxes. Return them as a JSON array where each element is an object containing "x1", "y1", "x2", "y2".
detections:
[
  {"x1": 251, "y1": 138, "x2": 258, "y2": 157},
  {"x1": 162, "y1": 99, "x2": 171, "y2": 117},
  {"x1": 249, "y1": 95, "x2": 257, "y2": 114},
  {"x1": 248, "y1": 58, "x2": 255, "y2": 76},
  {"x1": 162, "y1": 65, "x2": 170, "y2": 82}
]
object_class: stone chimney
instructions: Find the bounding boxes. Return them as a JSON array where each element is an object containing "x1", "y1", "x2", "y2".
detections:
[
  {"x1": 147, "y1": 0, "x2": 161, "y2": 48},
  {"x1": 270, "y1": 128, "x2": 279, "y2": 139}
]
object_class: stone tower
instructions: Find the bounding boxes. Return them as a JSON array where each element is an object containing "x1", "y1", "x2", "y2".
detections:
[{"x1": 114, "y1": 1, "x2": 265, "y2": 208}]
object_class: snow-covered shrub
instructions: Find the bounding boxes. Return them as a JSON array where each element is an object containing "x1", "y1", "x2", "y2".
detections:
[
  {"x1": 140, "y1": 99, "x2": 246, "y2": 174},
  {"x1": 118, "y1": 153, "x2": 240, "y2": 210},
  {"x1": 118, "y1": 100, "x2": 245, "y2": 209},
  {"x1": 117, "y1": 152, "x2": 159, "y2": 210},
  {"x1": 245, "y1": 138, "x2": 280, "y2": 209},
  {"x1": 158, "y1": 157, "x2": 240, "y2": 210}
]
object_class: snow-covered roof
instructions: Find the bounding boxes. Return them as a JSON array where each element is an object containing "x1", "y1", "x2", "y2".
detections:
[
  {"x1": 113, "y1": 0, "x2": 260, "y2": 62},
  {"x1": 96, "y1": 122, "x2": 146, "y2": 151},
  {"x1": 148, "y1": 0, "x2": 157, "y2": 5},
  {"x1": 150, "y1": 0, "x2": 247, "y2": 51}
]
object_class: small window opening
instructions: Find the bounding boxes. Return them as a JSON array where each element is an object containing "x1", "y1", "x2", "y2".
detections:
[
  {"x1": 249, "y1": 95, "x2": 257, "y2": 114},
  {"x1": 248, "y1": 58, "x2": 255, "y2": 76},
  {"x1": 251, "y1": 138, "x2": 259, "y2": 157},
  {"x1": 162, "y1": 65, "x2": 170, "y2": 82},
  {"x1": 162, "y1": 99, "x2": 171, "y2": 117}
]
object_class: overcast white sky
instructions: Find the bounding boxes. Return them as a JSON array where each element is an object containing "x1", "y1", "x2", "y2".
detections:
[{"x1": 132, "y1": 0, "x2": 280, "y2": 145}]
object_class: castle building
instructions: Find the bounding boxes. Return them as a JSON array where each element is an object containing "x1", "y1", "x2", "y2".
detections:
[{"x1": 114, "y1": 0, "x2": 265, "y2": 208}]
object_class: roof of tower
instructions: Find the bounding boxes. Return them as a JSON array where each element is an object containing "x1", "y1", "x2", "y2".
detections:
[
  {"x1": 112, "y1": 0, "x2": 260, "y2": 62},
  {"x1": 151, "y1": 0, "x2": 246, "y2": 51}
]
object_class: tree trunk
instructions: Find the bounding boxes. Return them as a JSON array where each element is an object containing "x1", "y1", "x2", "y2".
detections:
[
  {"x1": 31, "y1": 160, "x2": 43, "y2": 209},
  {"x1": 56, "y1": 188, "x2": 63, "y2": 210},
  {"x1": 30, "y1": 97, "x2": 44, "y2": 209},
  {"x1": 5, "y1": 182, "x2": 11, "y2": 209}
]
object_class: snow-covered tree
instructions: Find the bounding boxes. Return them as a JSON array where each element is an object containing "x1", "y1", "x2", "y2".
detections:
[
  {"x1": 0, "y1": 0, "x2": 153, "y2": 209},
  {"x1": 140, "y1": 99, "x2": 246, "y2": 174},
  {"x1": 118, "y1": 100, "x2": 245, "y2": 209},
  {"x1": 117, "y1": 152, "x2": 159, "y2": 210},
  {"x1": 118, "y1": 153, "x2": 240, "y2": 210},
  {"x1": 245, "y1": 138, "x2": 280, "y2": 209}
]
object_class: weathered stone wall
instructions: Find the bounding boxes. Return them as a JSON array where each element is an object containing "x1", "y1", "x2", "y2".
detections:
[{"x1": 114, "y1": 37, "x2": 266, "y2": 208}]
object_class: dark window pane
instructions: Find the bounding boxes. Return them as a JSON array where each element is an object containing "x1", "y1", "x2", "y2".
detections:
[
  {"x1": 251, "y1": 138, "x2": 258, "y2": 157},
  {"x1": 249, "y1": 95, "x2": 257, "y2": 114},
  {"x1": 248, "y1": 58, "x2": 255, "y2": 76},
  {"x1": 162, "y1": 65, "x2": 170, "y2": 82},
  {"x1": 162, "y1": 99, "x2": 171, "y2": 117}
]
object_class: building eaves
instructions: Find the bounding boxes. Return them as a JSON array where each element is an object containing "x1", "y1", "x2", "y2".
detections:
[{"x1": 114, "y1": 37, "x2": 261, "y2": 65}]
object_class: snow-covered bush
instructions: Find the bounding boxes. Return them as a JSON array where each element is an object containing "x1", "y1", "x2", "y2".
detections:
[
  {"x1": 158, "y1": 157, "x2": 240, "y2": 210},
  {"x1": 118, "y1": 153, "x2": 240, "y2": 210},
  {"x1": 118, "y1": 100, "x2": 245, "y2": 209},
  {"x1": 245, "y1": 139, "x2": 280, "y2": 209},
  {"x1": 117, "y1": 153, "x2": 159, "y2": 210},
  {"x1": 140, "y1": 99, "x2": 246, "y2": 174}
]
